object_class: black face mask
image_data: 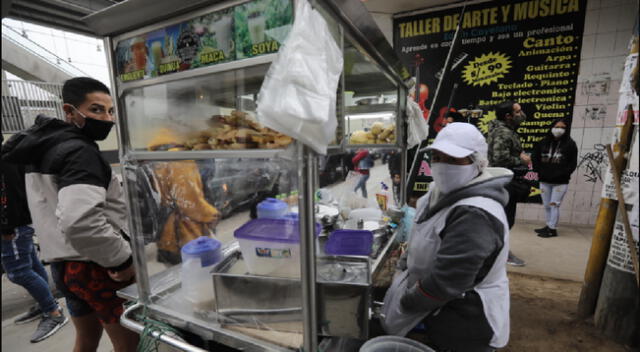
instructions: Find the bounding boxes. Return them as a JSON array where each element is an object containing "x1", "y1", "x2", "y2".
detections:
[
  {"x1": 509, "y1": 112, "x2": 526, "y2": 129},
  {"x1": 81, "y1": 117, "x2": 115, "y2": 141},
  {"x1": 72, "y1": 107, "x2": 115, "y2": 141}
]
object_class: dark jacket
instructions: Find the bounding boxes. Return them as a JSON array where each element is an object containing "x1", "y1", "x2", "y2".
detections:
[
  {"x1": 0, "y1": 159, "x2": 32, "y2": 235},
  {"x1": 388, "y1": 151, "x2": 402, "y2": 176},
  {"x1": 410, "y1": 169, "x2": 510, "y2": 300},
  {"x1": 531, "y1": 127, "x2": 578, "y2": 184},
  {"x1": 391, "y1": 168, "x2": 512, "y2": 349},
  {"x1": 487, "y1": 119, "x2": 525, "y2": 170},
  {"x1": 1, "y1": 115, "x2": 131, "y2": 271}
]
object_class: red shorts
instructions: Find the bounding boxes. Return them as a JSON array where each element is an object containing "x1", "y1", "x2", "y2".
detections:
[{"x1": 59, "y1": 261, "x2": 133, "y2": 324}]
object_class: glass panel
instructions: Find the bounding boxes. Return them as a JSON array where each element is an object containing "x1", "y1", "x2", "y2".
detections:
[
  {"x1": 314, "y1": 4, "x2": 344, "y2": 147},
  {"x1": 124, "y1": 156, "x2": 306, "y2": 349},
  {"x1": 343, "y1": 40, "x2": 398, "y2": 146},
  {"x1": 121, "y1": 63, "x2": 293, "y2": 152}
]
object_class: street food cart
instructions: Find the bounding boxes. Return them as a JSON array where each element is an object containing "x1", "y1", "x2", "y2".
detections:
[{"x1": 85, "y1": 0, "x2": 410, "y2": 350}]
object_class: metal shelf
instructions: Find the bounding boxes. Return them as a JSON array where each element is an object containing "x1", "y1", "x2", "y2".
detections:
[
  {"x1": 122, "y1": 148, "x2": 290, "y2": 162},
  {"x1": 344, "y1": 143, "x2": 399, "y2": 149},
  {"x1": 345, "y1": 103, "x2": 397, "y2": 115},
  {"x1": 116, "y1": 54, "x2": 275, "y2": 96}
]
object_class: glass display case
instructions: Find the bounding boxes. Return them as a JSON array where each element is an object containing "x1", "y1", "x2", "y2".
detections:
[
  {"x1": 87, "y1": 0, "x2": 409, "y2": 350},
  {"x1": 343, "y1": 41, "x2": 400, "y2": 147}
]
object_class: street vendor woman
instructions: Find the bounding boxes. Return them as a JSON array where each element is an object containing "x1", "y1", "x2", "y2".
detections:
[{"x1": 382, "y1": 123, "x2": 512, "y2": 352}]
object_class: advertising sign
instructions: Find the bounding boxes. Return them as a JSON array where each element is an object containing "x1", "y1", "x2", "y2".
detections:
[
  {"x1": 115, "y1": 0, "x2": 293, "y2": 83},
  {"x1": 395, "y1": 0, "x2": 587, "y2": 195}
]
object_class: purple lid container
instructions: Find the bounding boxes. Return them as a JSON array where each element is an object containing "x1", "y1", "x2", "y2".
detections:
[
  {"x1": 325, "y1": 230, "x2": 373, "y2": 256},
  {"x1": 234, "y1": 218, "x2": 321, "y2": 244}
]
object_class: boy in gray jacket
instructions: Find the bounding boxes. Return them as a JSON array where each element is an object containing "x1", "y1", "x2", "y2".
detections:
[{"x1": 2, "y1": 77, "x2": 138, "y2": 352}]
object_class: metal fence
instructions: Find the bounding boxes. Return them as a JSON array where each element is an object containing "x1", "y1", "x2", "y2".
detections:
[{"x1": 2, "y1": 80, "x2": 65, "y2": 133}]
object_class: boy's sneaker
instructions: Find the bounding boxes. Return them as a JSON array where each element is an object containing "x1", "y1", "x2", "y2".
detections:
[
  {"x1": 539, "y1": 228, "x2": 558, "y2": 238},
  {"x1": 30, "y1": 310, "x2": 68, "y2": 343},
  {"x1": 14, "y1": 304, "x2": 42, "y2": 325},
  {"x1": 534, "y1": 226, "x2": 550, "y2": 234},
  {"x1": 507, "y1": 252, "x2": 526, "y2": 267}
]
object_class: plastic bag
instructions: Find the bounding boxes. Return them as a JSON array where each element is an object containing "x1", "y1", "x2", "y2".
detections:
[
  {"x1": 344, "y1": 170, "x2": 362, "y2": 190},
  {"x1": 315, "y1": 188, "x2": 336, "y2": 205},
  {"x1": 338, "y1": 189, "x2": 379, "y2": 220},
  {"x1": 407, "y1": 99, "x2": 428, "y2": 149},
  {"x1": 257, "y1": 0, "x2": 343, "y2": 154},
  {"x1": 396, "y1": 205, "x2": 416, "y2": 243}
]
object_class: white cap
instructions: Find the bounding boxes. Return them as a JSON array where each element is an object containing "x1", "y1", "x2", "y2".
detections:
[{"x1": 425, "y1": 122, "x2": 487, "y2": 158}]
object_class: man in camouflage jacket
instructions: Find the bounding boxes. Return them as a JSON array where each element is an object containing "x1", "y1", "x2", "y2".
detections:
[{"x1": 487, "y1": 101, "x2": 531, "y2": 266}]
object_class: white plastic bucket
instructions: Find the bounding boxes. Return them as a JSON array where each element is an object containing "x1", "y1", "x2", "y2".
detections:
[{"x1": 359, "y1": 336, "x2": 435, "y2": 352}]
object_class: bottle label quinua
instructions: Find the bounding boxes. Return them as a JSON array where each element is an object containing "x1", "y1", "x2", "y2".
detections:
[{"x1": 376, "y1": 182, "x2": 391, "y2": 211}]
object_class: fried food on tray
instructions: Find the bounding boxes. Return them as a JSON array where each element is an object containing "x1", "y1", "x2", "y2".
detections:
[
  {"x1": 204, "y1": 111, "x2": 292, "y2": 150},
  {"x1": 154, "y1": 110, "x2": 293, "y2": 151},
  {"x1": 192, "y1": 143, "x2": 211, "y2": 150}
]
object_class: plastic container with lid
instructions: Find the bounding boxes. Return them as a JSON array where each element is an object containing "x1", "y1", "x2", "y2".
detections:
[
  {"x1": 234, "y1": 218, "x2": 321, "y2": 278},
  {"x1": 257, "y1": 197, "x2": 288, "y2": 219},
  {"x1": 180, "y1": 236, "x2": 222, "y2": 312},
  {"x1": 325, "y1": 229, "x2": 373, "y2": 256}
]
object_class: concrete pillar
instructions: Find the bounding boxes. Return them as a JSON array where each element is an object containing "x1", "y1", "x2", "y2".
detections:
[{"x1": 2, "y1": 70, "x2": 9, "y2": 96}]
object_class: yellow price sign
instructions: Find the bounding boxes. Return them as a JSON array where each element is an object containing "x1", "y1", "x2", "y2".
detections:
[{"x1": 462, "y1": 52, "x2": 512, "y2": 87}]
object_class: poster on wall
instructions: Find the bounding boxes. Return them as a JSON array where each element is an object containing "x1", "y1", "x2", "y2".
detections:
[
  {"x1": 115, "y1": 0, "x2": 293, "y2": 83},
  {"x1": 601, "y1": 48, "x2": 640, "y2": 201},
  {"x1": 394, "y1": 0, "x2": 587, "y2": 195},
  {"x1": 606, "y1": 154, "x2": 639, "y2": 274}
]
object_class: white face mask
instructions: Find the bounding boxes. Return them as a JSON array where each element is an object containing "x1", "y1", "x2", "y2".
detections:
[
  {"x1": 431, "y1": 163, "x2": 478, "y2": 194},
  {"x1": 551, "y1": 127, "x2": 565, "y2": 138}
]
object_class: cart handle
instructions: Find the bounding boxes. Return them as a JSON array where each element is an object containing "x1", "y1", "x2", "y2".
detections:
[{"x1": 120, "y1": 302, "x2": 208, "y2": 352}]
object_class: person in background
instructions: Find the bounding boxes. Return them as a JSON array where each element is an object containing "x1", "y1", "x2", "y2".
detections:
[
  {"x1": 388, "y1": 150, "x2": 402, "y2": 205},
  {"x1": 1, "y1": 77, "x2": 139, "y2": 352},
  {"x1": 146, "y1": 128, "x2": 221, "y2": 265},
  {"x1": 531, "y1": 118, "x2": 578, "y2": 238},
  {"x1": 382, "y1": 123, "x2": 511, "y2": 352},
  {"x1": 487, "y1": 100, "x2": 530, "y2": 267},
  {"x1": 352, "y1": 148, "x2": 374, "y2": 198},
  {"x1": 1, "y1": 137, "x2": 67, "y2": 343}
]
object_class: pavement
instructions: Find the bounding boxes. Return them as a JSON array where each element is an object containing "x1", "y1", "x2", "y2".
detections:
[{"x1": 1, "y1": 161, "x2": 594, "y2": 351}]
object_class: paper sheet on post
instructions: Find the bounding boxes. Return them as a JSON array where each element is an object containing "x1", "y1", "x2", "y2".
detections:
[
  {"x1": 256, "y1": 0, "x2": 343, "y2": 155},
  {"x1": 407, "y1": 99, "x2": 428, "y2": 149}
]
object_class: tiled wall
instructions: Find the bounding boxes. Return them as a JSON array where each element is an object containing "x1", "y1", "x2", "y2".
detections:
[{"x1": 516, "y1": 0, "x2": 638, "y2": 226}]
